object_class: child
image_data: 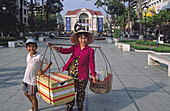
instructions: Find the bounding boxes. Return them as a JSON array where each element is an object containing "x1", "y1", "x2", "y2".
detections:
[{"x1": 22, "y1": 38, "x2": 52, "y2": 111}]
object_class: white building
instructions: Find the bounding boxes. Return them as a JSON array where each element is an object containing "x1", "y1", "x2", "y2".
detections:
[
  {"x1": 64, "y1": 8, "x2": 104, "y2": 34},
  {"x1": 134, "y1": 0, "x2": 170, "y2": 16},
  {"x1": 147, "y1": 0, "x2": 170, "y2": 14}
]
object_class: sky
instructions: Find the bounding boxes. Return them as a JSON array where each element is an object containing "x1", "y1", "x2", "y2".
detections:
[
  {"x1": 60, "y1": 0, "x2": 106, "y2": 17},
  {"x1": 28, "y1": 0, "x2": 106, "y2": 17},
  {"x1": 28, "y1": 0, "x2": 128, "y2": 18}
]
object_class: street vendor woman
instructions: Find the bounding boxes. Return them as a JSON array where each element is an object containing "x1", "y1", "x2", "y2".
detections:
[{"x1": 49, "y1": 30, "x2": 96, "y2": 111}]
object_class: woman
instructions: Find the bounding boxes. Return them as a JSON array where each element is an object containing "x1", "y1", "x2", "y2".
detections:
[{"x1": 50, "y1": 30, "x2": 96, "y2": 111}]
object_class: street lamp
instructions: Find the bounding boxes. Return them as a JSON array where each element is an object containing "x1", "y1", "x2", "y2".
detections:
[
  {"x1": 1, "y1": 6, "x2": 7, "y2": 37},
  {"x1": 2, "y1": 6, "x2": 6, "y2": 11},
  {"x1": 143, "y1": 4, "x2": 148, "y2": 40}
]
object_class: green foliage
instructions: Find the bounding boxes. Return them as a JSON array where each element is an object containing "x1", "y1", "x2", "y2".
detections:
[
  {"x1": 136, "y1": 40, "x2": 157, "y2": 46},
  {"x1": 122, "y1": 41, "x2": 170, "y2": 52},
  {"x1": 45, "y1": 0, "x2": 63, "y2": 14},
  {"x1": 143, "y1": 9, "x2": 170, "y2": 34},
  {"x1": 0, "y1": 37, "x2": 26, "y2": 46},
  {"x1": 0, "y1": 37, "x2": 15, "y2": 41},
  {"x1": 113, "y1": 28, "x2": 121, "y2": 38},
  {"x1": 0, "y1": 42, "x2": 8, "y2": 46},
  {"x1": 127, "y1": 42, "x2": 151, "y2": 50},
  {"x1": 0, "y1": 0, "x2": 18, "y2": 36},
  {"x1": 152, "y1": 46, "x2": 170, "y2": 52},
  {"x1": 119, "y1": 40, "x2": 136, "y2": 43},
  {"x1": 160, "y1": 44, "x2": 170, "y2": 47}
]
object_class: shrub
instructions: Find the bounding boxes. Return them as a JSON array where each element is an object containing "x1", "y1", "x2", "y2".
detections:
[
  {"x1": 24, "y1": 33, "x2": 32, "y2": 36},
  {"x1": 125, "y1": 42, "x2": 170, "y2": 52},
  {"x1": 0, "y1": 37, "x2": 15, "y2": 41},
  {"x1": 113, "y1": 29, "x2": 121, "y2": 38},
  {"x1": 136, "y1": 40, "x2": 157, "y2": 46}
]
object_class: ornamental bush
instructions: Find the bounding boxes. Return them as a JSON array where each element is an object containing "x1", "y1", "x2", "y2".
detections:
[{"x1": 136, "y1": 40, "x2": 157, "y2": 46}]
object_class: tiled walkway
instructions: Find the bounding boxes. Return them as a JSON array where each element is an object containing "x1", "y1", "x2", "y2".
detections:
[{"x1": 0, "y1": 38, "x2": 170, "y2": 111}]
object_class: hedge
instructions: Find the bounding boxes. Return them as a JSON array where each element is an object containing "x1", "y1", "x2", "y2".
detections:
[{"x1": 125, "y1": 42, "x2": 170, "y2": 52}]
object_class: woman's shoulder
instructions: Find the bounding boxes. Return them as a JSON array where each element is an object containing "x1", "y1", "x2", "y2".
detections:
[{"x1": 86, "y1": 46, "x2": 94, "y2": 52}]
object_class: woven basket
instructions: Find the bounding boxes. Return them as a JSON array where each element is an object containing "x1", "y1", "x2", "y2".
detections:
[{"x1": 89, "y1": 73, "x2": 112, "y2": 94}]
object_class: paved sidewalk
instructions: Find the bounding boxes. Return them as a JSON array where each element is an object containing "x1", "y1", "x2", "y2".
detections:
[{"x1": 0, "y1": 38, "x2": 170, "y2": 111}]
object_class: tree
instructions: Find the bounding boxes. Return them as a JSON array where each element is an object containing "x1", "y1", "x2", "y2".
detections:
[
  {"x1": 132, "y1": 0, "x2": 143, "y2": 36},
  {"x1": 29, "y1": 0, "x2": 35, "y2": 32},
  {"x1": 19, "y1": 0, "x2": 25, "y2": 37},
  {"x1": 0, "y1": 0, "x2": 18, "y2": 37},
  {"x1": 44, "y1": 0, "x2": 63, "y2": 30},
  {"x1": 27, "y1": 0, "x2": 63, "y2": 32},
  {"x1": 107, "y1": 0, "x2": 124, "y2": 35},
  {"x1": 145, "y1": 9, "x2": 170, "y2": 39},
  {"x1": 87, "y1": 0, "x2": 123, "y2": 37}
]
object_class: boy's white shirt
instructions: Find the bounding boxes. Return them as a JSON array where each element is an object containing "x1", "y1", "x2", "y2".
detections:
[{"x1": 23, "y1": 52, "x2": 50, "y2": 85}]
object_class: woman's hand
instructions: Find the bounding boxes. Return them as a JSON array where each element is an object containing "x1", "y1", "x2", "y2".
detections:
[
  {"x1": 92, "y1": 76, "x2": 96, "y2": 84},
  {"x1": 38, "y1": 70, "x2": 44, "y2": 75},
  {"x1": 47, "y1": 42, "x2": 59, "y2": 51},
  {"x1": 51, "y1": 45, "x2": 58, "y2": 51}
]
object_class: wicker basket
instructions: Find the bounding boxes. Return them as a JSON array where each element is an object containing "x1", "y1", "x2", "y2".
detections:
[{"x1": 89, "y1": 73, "x2": 112, "y2": 94}]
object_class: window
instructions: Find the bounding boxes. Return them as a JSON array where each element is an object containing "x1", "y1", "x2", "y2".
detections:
[
  {"x1": 24, "y1": 1, "x2": 27, "y2": 6},
  {"x1": 24, "y1": 9, "x2": 27, "y2": 15},
  {"x1": 83, "y1": 19, "x2": 85, "y2": 23},
  {"x1": 86, "y1": 19, "x2": 89, "y2": 23},
  {"x1": 24, "y1": 18, "x2": 27, "y2": 23}
]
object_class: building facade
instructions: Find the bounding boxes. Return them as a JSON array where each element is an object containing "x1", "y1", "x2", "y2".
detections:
[
  {"x1": 64, "y1": 8, "x2": 104, "y2": 34},
  {"x1": 133, "y1": 0, "x2": 170, "y2": 17},
  {"x1": 16, "y1": 0, "x2": 28, "y2": 25}
]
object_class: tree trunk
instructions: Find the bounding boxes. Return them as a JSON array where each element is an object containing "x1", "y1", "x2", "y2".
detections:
[
  {"x1": 41, "y1": 0, "x2": 44, "y2": 31},
  {"x1": 114, "y1": 13, "x2": 117, "y2": 33},
  {"x1": 128, "y1": 0, "x2": 130, "y2": 36},
  {"x1": 124, "y1": 0, "x2": 126, "y2": 34},
  {"x1": 30, "y1": 0, "x2": 35, "y2": 32},
  {"x1": 20, "y1": 0, "x2": 23, "y2": 37},
  {"x1": 138, "y1": 0, "x2": 143, "y2": 36},
  {"x1": 46, "y1": 0, "x2": 49, "y2": 31}
]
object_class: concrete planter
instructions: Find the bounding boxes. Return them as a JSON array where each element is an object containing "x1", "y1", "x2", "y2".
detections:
[
  {"x1": 113, "y1": 38, "x2": 119, "y2": 46},
  {"x1": 105, "y1": 37, "x2": 113, "y2": 43},
  {"x1": 8, "y1": 41, "x2": 15, "y2": 48}
]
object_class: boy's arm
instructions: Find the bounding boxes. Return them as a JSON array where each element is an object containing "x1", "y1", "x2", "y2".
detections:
[{"x1": 38, "y1": 62, "x2": 52, "y2": 75}]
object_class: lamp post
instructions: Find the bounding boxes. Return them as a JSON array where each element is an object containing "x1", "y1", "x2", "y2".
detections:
[
  {"x1": 2, "y1": 6, "x2": 6, "y2": 11},
  {"x1": 1, "y1": 6, "x2": 7, "y2": 37},
  {"x1": 143, "y1": 4, "x2": 148, "y2": 40}
]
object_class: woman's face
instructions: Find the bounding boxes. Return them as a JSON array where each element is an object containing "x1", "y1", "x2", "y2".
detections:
[{"x1": 78, "y1": 34, "x2": 88, "y2": 46}]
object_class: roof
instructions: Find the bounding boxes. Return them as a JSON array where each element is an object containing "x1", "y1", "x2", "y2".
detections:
[{"x1": 65, "y1": 8, "x2": 103, "y2": 16}]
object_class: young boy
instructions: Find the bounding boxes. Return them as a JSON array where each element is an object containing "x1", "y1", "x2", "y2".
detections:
[{"x1": 22, "y1": 38, "x2": 52, "y2": 111}]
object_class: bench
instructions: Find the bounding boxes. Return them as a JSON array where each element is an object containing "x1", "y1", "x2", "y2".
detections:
[
  {"x1": 118, "y1": 43, "x2": 130, "y2": 51},
  {"x1": 148, "y1": 54, "x2": 170, "y2": 77},
  {"x1": 8, "y1": 40, "x2": 24, "y2": 48}
]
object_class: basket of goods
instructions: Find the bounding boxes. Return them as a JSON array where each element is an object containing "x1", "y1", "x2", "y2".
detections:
[
  {"x1": 89, "y1": 48, "x2": 113, "y2": 94},
  {"x1": 37, "y1": 44, "x2": 75, "y2": 106}
]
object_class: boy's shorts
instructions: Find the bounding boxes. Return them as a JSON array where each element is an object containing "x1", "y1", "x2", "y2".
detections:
[{"x1": 22, "y1": 82, "x2": 37, "y2": 95}]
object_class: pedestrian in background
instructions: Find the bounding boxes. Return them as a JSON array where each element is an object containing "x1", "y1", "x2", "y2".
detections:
[
  {"x1": 49, "y1": 30, "x2": 96, "y2": 111},
  {"x1": 22, "y1": 38, "x2": 52, "y2": 111}
]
